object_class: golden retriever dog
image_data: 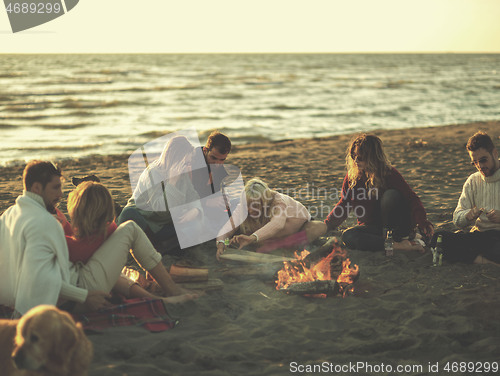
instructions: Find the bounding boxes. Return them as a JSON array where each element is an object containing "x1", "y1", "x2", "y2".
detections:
[{"x1": 0, "y1": 305, "x2": 92, "y2": 376}]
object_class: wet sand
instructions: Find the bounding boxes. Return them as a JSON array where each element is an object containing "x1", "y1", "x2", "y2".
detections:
[{"x1": 1, "y1": 121, "x2": 499, "y2": 375}]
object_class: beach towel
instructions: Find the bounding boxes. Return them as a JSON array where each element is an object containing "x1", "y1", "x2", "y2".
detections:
[{"x1": 73, "y1": 298, "x2": 178, "y2": 333}]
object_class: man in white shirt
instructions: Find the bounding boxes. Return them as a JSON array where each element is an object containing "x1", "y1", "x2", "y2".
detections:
[
  {"x1": 436, "y1": 131, "x2": 500, "y2": 265},
  {"x1": 0, "y1": 161, "x2": 110, "y2": 317}
]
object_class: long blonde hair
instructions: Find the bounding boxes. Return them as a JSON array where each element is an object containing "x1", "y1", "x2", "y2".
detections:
[
  {"x1": 239, "y1": 178, "x2": 276, "y2": 235},
  {"x1": 68, "y1": 181, "x2": 115, "y2": 239},
  {"x1": 346, "y1": 133, "x2": 391, "y2": 190}
]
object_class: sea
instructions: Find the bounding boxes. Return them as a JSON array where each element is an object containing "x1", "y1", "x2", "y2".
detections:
[{"x1": 1, "y1": 53, "x2": 499, "y2": 166}]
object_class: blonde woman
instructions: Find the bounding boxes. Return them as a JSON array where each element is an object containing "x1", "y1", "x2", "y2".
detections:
[
  {"x1": 325, "y1": 133, "x2": 434, "y2": 252},
  {"x1": 65, "y1": 181, "x2": 197, "y2": 306},
  {"x1": 216, "y1": 178, "x2": 326, "y2": 259}
]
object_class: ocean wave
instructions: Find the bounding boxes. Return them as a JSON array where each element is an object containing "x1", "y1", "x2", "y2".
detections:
[
  {"x1": 374, "y1": 80, "x2": 415, "y2": 89},
  {"x1": 0, "y1": 123, "x2": 17, "y2": 129},
  {"x1": 168, "y1": 115, "x2": 222, "y2": 122},
  {"x1": 271, "y1": 105, "x2": 309, "y2": 111},
  {"x1": 212, "y1": 93, "x2": 244, "y2": 100},
  {"x1": 0, "y1": 96, "x2": 14, "y2": 102},
  {"x1": 0, "y1": 72, "x2": 25, "y2": 78},
  {"x1": 6, "y1": 144, "x2": 100, "y2": 152},
  {"x1": 36, "y1": 78, "x2": 114, "y2": 85},
  {"x1": 34, "y1": 122, "x2": 93, "y2": 130},
  {"x1": 244, "y1": 81, "x2": 284, "y2": 86},
  {"x1": 60, "y1": 99, "x2": 126, "y2": 109},
  {"x1": 231, "y1": 114, "x2": 283, "y2": 120},
  {"x1": 77, "y1": 69, "x2": 144, "y2": 76},
  {"x1": 4, "y1": 103, "x2": 52, "y2": 112},
  {"x1": 117, "y1": 84, "x2": 203, "y2": 93},
  {"x1": 311, "y1": 113, "x2": 335, "y2": 118},
  {"x1": 0, "y1": 114, "x2": 49, "y2": 121}
]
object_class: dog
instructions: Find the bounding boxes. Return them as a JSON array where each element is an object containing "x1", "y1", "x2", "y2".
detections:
[{"x1": 0, "y1": 305, "x2": 93, "y2": 376}]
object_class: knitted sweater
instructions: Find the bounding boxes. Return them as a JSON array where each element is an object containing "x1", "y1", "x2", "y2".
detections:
[
  {"x1": 325, "y1": 167, "x2": 430, "y2": 231},
  {"x1": 453, "y1": 166, "x2": 500, "y2": 231},
  {"x1": 0, "y1": 191, "x2": 87, "y2": 315}
]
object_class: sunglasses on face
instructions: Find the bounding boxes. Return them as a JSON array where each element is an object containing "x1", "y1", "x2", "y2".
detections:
[{"x1": 471, "y1": 156, "x2": 489, "y2": 166}]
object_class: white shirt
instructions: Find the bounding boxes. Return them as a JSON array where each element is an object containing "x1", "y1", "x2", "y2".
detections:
[{"x1": 0, "y1": 191, "x2": 87, "y2": 315}]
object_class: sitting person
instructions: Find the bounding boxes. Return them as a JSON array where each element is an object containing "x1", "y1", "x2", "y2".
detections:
[
  {"x1": 324, "y1": 133, "x2": 434, "y2": 252},
  {"x1": 64, "y1": 181, "x2": 197, "y2": 303},
  {"x1": 117, "y1": 135, "x2": 203, "y2": 254},
  {"x1": 215, "y1": 178, "x2": 326, "y2": 259},
  {"x1": 432, "y1": 131, "x2": 500, "y2": 265},
  {"x1": 0, "y1": 161, "x2": 195, "y2": 317}
]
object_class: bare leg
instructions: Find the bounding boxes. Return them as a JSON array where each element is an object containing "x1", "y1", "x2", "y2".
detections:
[
  {"x1": 302, "y1": 220, "x2": 327, "y2": 242},
  {"x1": 147, "y1": 262, "x2": 199, "y2": 298}
]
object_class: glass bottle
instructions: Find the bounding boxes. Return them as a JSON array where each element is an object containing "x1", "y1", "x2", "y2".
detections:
[{"x1": 384, "y1": 228, "x2": 394, "y2": 257}]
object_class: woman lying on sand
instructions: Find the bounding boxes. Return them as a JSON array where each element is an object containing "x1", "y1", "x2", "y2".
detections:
[
  {"x1": 61, "y1": 181, "x2": 198, "y2": 307},
  {"x1": 216, "y1": 177, "x2": 326, "y2": 259},
  {"x1": 325, "y1": 133, "x2": 434, "y2": 252}
]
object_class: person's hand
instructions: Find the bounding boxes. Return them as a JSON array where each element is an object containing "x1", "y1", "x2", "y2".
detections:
[
  {"x1": 84, "y1": 290, "x2": 113, "y2": 311},
  {"x1": 216, "y1": 242, "x2": 226, "y2": 261},
  {"x1": 421, "y1": 221, "x2": 434, "y2": 240},
  {"x1": 231, "y1": 234, "x2": 257, "y2": 250},
  {"x1": 486, "y1": 209, "x2": 500, "y2": 223},
  {"x1": 466, "y1": 206, "x2": 483, "y2": 222}
]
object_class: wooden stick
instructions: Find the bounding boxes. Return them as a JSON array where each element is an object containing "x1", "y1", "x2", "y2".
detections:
[
  {"x1": 169, "y1": 265, "x2": 209, "y2": 283},
  {"x1": 219, "y1": 248, "x2": 295, "y2": 264},
  {"x1": 178, "y1": 278, "x2": 224, "y2": 291}
]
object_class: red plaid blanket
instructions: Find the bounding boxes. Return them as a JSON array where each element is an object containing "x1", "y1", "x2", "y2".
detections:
[
  {"x1": 1, "y1": 298, "x2": 177, "y2": 333},
  {"x1": 74, "y1": 298, "x2": 178, "y2": 332}
]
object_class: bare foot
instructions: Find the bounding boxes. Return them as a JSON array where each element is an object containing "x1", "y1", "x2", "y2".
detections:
[
  {"x1": 393, "y1": 239, "x2": 425, "y2": 253},
  {"x1": 473, "y1": 255, "x2": 500, "y2": 266}
]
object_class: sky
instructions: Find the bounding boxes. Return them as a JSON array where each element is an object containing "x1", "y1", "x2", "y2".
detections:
[{"x1": 1, "y1": 0, "x2": 500, "y2": 53}]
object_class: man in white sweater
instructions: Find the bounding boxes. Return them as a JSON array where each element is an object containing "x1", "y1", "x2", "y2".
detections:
[
  {"x1": 439, "y1": 131, "x2": 500, "y2": 265},
  {"x1": 454, "y1": 131, "x2": 500, "y2": 231},
  {"x1": 0, "y1": 161, "x2": 111, "y2": 317}
]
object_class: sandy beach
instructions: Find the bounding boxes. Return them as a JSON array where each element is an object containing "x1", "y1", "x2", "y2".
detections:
[{"x1": 1, "y1": 121, "x2": 500, "y2": 376}]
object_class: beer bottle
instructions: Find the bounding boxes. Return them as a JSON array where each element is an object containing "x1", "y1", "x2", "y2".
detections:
[
  {"x1": 435, "y1": 235, "x2": 444, "y2": 266},
  {"x1": 384, "y1": 228, "x2": 394, "y2": 257}
]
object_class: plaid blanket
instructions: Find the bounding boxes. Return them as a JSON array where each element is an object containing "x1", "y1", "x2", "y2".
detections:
[
  {"x1": 74, "y1": 298, "x2": 178, "y2": 332},
  {"x1": 1, "y1": 298, "x2": 178, "y2": 333}
]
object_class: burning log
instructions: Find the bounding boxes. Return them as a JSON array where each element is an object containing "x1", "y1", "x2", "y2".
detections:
[
  {"x1": 279, "y1": 280, "x2": 339, "y2": 295},
  {"x1": 275, "y1": 240, "x2": 359, "y2": 297}
]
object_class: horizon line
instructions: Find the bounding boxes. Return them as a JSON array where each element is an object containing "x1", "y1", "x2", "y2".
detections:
[{"x1": 1, "y1": 51, "x2": 500, "y2": 55}]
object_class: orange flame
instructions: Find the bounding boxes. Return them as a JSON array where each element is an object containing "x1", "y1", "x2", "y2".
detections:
[{"x1": 275, "y1": 246, "x2": 359, "y2": 297}]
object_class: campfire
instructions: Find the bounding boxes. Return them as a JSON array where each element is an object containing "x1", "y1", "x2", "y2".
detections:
[{"x1": 275, "y1": 242, "x2": 359, "y2": 297}]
